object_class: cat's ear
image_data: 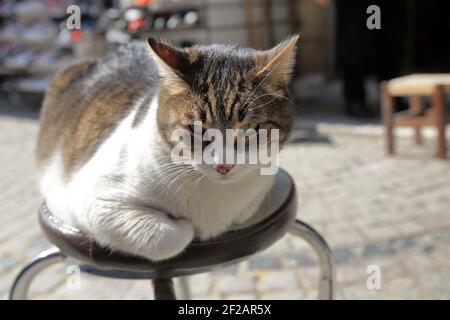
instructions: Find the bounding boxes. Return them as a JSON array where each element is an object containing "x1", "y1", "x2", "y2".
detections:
[
  {"x1": 255, "y1": 35, "x2": 299, "y2": 91},
  {"x1": 147, "y1": 38, "x2": 195, "y2": 81}
]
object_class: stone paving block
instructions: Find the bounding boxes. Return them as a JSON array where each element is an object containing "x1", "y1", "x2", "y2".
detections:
[
  {"x1": 286, "y1": 234, "x2": 311, "y2": 251},
  {"x1": 193, "y1": 293, "x2": 222, "y2": 300},
  {"x1": 223, "y1": 293, "x2": 258, "y2": 300},
  {"x1": 430, "y1": 247, "x2": 450, "y2": 268},
  {"x1": 343, "y1": 282, "x2": 387, "y2": 300},
  {"x1": 417, "y1": 213, "x2": 450, "y2": 230},
  {"x1": 365, "y1": 225, "x2": 400, "y2": 242},
  {"x1": 366, "y1": 257, "x2": 407, "y2": 281},
  {"x1": 81, "y1": 277, "x2": 136, "y2": 300},
  {"x1": 258, "y1": 238, "x2": 292, "y2": 256},
  {"x1": 418, "y1": 272, "x2": 450, "y2": 296},
  {"x1": 362, "y1": 242, "x2": 396, "y2": 257},
  {"x1": 332, "y1": 247, "x2": 355, "y2": 265},
  {"x1": 211, "y1": 263, "x2": 239, "y2": 275},
  {"x1": 187, "y1": 274, "x2": 212, "y2": 296},
  {"x1": 395, "y1": 221, "x2": 425, "y2": 237},
  {"x1": 326, "y1": 229, "x2": 366, "y2": 248},
  {"x1": 216, "y1": 275, "x2": 256, "y2": 295},
  {"x1": 29, "y1": 265, "x2": 66, "y2": 296},
  {"x1": 0, "y1": 269, "x2": 18, "y2": 297},
  {"x1": 297, "y1": 267, "x2": 320, "y2": 290},
  {"x1": 256, "y1": 271, "x2": 298, "y2": 292},
  {"x1": 123, "y1": 281, "x2": 155, "y2": 299},
  {"x1": 0, "y1": 255, "x2": 18, "y2": 273},
  {"x1": 336, "y1": 263, "x2": 368, "y2": 286},
  {"x1": 248, "y1": 256, "x2": 281, "y2": 271},
  {"x1": 34, "y1": 285, "x2": 76, "y2": 300},
  {"x1": 384, "y1": 277, "x2": 423, "y2": 300},
  {"x1": 403, "y1": 252, "x2": 441, "y2": 274},
  {"x1": 432, "y1": 231, "x2": 450, "y2": 245},
  {"x1": 303, "y1": 289, "x2": 319, "y2": 300},
  {"x1": 283, "y1": 251, "x2": 317, "y2": 268},
  {"x1": 260, "y1": 289, "x2": 304, "y2": 300}
]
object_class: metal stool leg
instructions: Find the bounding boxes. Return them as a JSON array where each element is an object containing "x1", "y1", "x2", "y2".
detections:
[
  {"x1": 9, "y1": 247, "x2": 64, "y2": 300},
  {"x1": 153, "y1": 278, "x2": 176, "y2": 300},
  {"x1": 289, "y1": 220, "x2": 335, "y2": 300}
]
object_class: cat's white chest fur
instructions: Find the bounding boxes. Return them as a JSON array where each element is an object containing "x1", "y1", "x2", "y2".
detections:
[
  {"x1": 40, "y1": 96, "x2": 273, "y2": 259},
  {"x1": 121, "y1": 96, "x2": 274, "y2": 239},
  {"x1": 147, "y1": 168, "x2": 273, "y2": 239}
]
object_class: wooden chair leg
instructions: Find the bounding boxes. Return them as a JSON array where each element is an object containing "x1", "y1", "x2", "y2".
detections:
[
  {"x1": 434, "y1": 85, "x2": 447, "y2": 159},
  {"x1": 381, "y1": 82, "x2": 395, "y2": 155},
  {"x1": 414, "y1": 127, "x2": 422, "y2": 145},
  {"x1": 410, "y1": 96, "x2": 423, "y2": 145}
]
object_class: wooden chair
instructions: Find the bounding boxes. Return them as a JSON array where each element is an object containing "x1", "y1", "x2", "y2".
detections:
[{"x1": 381, "y1": 74, "x2": 450, "y2": 159}]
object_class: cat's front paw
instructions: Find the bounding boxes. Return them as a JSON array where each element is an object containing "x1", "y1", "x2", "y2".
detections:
[{"x1": 143, "y1": 217, "x2": 194, "y2": 261}]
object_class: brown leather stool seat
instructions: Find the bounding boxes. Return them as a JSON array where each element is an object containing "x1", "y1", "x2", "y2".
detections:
[{"x1": 38, "y1": 170, "x2": 297, "y2": 278}]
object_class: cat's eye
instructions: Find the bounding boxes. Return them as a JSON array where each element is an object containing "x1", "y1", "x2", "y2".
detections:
[{"x1": 240, "y1": 123, "x2": 260, "y2": 132}]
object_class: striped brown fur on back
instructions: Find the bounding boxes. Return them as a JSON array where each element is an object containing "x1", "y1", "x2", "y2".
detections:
[{"x1": 36, "y1": 42, "x2": 159, "y2": 180}]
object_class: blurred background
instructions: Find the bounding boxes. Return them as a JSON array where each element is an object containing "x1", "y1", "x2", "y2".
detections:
[{"x1": 0, "y1": 0, "x2": 449, "y2": 300}]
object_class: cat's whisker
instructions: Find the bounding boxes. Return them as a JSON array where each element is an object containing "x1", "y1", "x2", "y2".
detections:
[
  {"x1": 193, "y1": 174, "x2": 206, "y2": 186},
  {"x1": 255, "y1": 92, "x2": 295, "y2": 106},
  {"x1": 243, "y1": 92, "x2": 294, "y2": 114},
  {"x1": 174, "y1": 172, "x2": 200, "y2": 195},
  {"x1": 158, "y1": 173, "x2": 186, "y2": 196},
  {"x1": 154, "y1": 165, "x2": 197, "y2": 186},
  {"x1": 147, "y1": 163, "x2": 186, "y2": 174},
  {"x1": 145, "y1": 162, "x2": 189, "y2": 172},
  {"x1": 162, "y1": 170, "x2": 198, "y2": 196},
  {"x1": 244, "y1": 97, "x2": 277, "y2": 113},
  {"x1": 242, "y1": 94, "x2": 276, "y2": 113},
  {"x1": 150, "y1": 166, "x2": 191, "y2": 184},
  {"x1": 155, "y1": 166, "x2": 196, "y2": 181}
]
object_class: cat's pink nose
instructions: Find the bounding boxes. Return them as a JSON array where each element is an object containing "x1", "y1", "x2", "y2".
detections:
[{"x1": 214, "y1": 164, "x2": 234, "y2": 175}]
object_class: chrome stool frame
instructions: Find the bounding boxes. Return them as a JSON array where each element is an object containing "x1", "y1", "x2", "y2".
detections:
[{"x1": 9, "y1": 220, "x2": 334, "y2": 300}]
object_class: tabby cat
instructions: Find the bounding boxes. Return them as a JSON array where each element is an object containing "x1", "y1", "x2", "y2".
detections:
[{"x1": 36, "y1": 36, "x2": 298, "y2": 261}]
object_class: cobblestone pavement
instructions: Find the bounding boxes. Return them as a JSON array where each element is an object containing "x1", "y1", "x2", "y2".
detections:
[{"x1": 1, "y1": 107, "x2": 449, "y2": 300}]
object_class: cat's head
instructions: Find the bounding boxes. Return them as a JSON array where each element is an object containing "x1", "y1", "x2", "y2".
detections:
[{"x1": 148, "y1": 36, "x2": 298, "y2": 182}]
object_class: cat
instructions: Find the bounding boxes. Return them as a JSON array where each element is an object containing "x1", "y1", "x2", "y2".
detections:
[{"x1": 35, "y1": 36, "x2": 298, "y2": 261}]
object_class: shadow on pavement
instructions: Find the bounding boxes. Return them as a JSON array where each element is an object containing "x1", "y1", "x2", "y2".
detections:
[{"x1": 0, "y1": 93, "x2": 41, "y2": 120}]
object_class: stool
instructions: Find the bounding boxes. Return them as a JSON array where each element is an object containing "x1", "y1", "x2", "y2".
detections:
[
  {"x1": 381, "y1": 74, "x2": 450, "y2": 159},
  {"x1": 9, "y1": 169, "x2": 335, "y2": 300}
]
